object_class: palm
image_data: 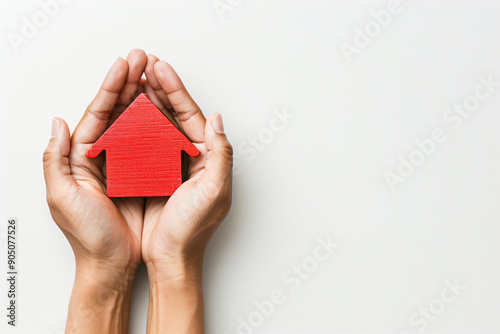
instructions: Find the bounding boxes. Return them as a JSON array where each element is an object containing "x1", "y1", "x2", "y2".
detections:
[
  {"x1": 67, "y1": 140, "x2": 144, "y2": 267},
  {"x1": 140, "y1": 56, "x2": 224, "y2": 264},
  {"x1": 60, "y1": 180, "x2": 143, "y2": 267},
  {"x1": 142, "y1": 148, "x2": 207, "y2": 262},
  {"x1": 140, "y1": 77, "x2": 208, "y2": 261}
]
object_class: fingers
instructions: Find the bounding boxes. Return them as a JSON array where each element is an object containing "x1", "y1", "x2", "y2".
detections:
[
  {"x1": 204, "y1": 113, "x2": 233, "y2": 185},
  {"x1": 144, "y1": 55, "x2": 179, "y2": 125},
  {"x1": 154, "y1": 61, "x2": 207, "y2": 143},
  {"x1": 144, "y1": 81, "x2": 178, "y2": 125},
  {"x1": 72, "y1": 58, "x2": 129, "y2": 145},
  {"x1": 107, "y1": 50, "x2": 148, "y2": 124},
  {"x1": 145, "y1": 54, "x2": 173, "y2": 111},
  {"x1": 43, "y1": 118, "x2": 78, "y2": 205},
  {"x1": 117, "y1": 49, "x2": 148, "y2": 106}
]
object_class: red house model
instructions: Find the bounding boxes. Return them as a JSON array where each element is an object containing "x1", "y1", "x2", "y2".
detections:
[{"x1": 86, "y1": 93, "x2": 200, "y2": 197}]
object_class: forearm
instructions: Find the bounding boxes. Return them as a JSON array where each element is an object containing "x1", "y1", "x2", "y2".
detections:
[
  {"x1": 65, "y1": 265, "x2": 135, "y2": 334},
  {"x1": 146, "y1": 261, "x2": 205, "y2": 334}
]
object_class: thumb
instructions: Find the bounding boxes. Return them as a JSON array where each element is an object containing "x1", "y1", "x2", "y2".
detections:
[
  {"x1": 204, "y1": 113, "x2": 233, "y2": 185},
  {"x1": 43, "y1": 117, "x2": 78, "y2": 205}
]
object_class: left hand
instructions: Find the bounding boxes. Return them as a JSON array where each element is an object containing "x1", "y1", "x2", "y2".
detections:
[
  {"x1": 140, "y1": 55, "x2": 233, "y2": 277},
  {"x1": 139, "y1": 54, "x2": 233, "y2": 334}
]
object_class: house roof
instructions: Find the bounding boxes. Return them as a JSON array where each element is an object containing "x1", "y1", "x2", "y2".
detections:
[{"x1": 86, "y1": 93, "x2": 199, "y2": 158}]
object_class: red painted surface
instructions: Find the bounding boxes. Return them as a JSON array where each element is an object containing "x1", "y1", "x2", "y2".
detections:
[{"x1": 86, "y1": 93, "x2": 199, "y2": 197}]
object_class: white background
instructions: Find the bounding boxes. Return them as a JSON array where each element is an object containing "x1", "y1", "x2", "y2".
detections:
[{"x1": 1, "y1": 0, "x2": 499, "y2": 333}]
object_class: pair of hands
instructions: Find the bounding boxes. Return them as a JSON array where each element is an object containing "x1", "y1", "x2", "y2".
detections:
[{"x1": 43, "y1": 49, "x2": 233, "y2": 333}]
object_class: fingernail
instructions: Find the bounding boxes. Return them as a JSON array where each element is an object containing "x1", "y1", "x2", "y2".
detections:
[
  {"x1": 51, "y1": 118, "x2": 59, "y2": 138},
  {"x1": 212, "y1": 113, "x2": 225, "y2": 134}
]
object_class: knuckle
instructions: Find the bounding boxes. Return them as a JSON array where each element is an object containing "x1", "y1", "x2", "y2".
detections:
[
  {"x1": 222, "y1": 142, "x2": 234, "y2": 157},
  {"x1": 42, "y1": 151, "x2": 56, "y2": 175},
  {"x1": 42, "y1": 148, "x2": 52, "y2": 164},
  {"x1": 86, "y1": 105, "x2": 110, "y2": 121},
  {"x1": 217, "y1": 143, "x2": 234, "y2": 165}
]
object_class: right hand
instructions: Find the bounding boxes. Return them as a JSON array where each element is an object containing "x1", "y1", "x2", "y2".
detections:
[{"x1": 43, "y1": 50, "x2": 149, "y2": 287}]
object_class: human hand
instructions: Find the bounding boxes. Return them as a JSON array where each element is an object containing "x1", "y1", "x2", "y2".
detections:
[
  {"x1": 140, "y1": 55, "x2": 233, "y2": 333},
  {"x1": 43, "y1": 49, "x2": 149, "y2": 333},
  {"x1": 141, "y1": 55, "x2": 233, "y2": 274}
]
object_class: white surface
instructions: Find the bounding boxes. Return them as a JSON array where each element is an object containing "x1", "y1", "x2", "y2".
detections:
[{"x1": 1, "y1": 0, "x2": 499, "y2": 333}]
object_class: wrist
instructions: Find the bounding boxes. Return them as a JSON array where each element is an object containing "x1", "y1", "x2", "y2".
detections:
[
  {"x1": 146, "y1": 256, "x2": 203, "y2": 288},
  {"x1": 75, "y1": 256, "x2": 138, "y2": 294},
  {"x1": 67, "y1": 267, "x2": 134, "y2": 334}
]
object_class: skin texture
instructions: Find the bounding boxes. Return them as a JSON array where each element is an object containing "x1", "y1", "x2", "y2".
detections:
[{"x1": 43, "y1": 49, "x2": 233, "y2": 334}]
